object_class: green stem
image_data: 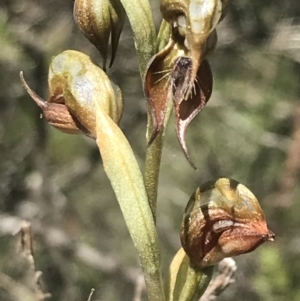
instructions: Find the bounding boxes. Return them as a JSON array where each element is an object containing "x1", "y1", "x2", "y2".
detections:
[
  {"x1": 144, "y1": 114, "x2": 163, "y2": 220},
  {"x1": 178, "y1": 264, "x2": 214, "y2": 301},
  {"x1": 165, "y1": 249, "x2": 213, "y2": 301},
  {"x1": 144, "y1": 103, "x2": 172, "y2": 221},
  {"x1": 143, "y1": 19, "x2": 173, "y2": 220}
]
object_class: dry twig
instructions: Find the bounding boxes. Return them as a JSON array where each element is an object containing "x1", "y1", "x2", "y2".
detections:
[
  {"x1": 20, "y1": 221, "x2": 51, "y2": 301},
  {"x1": 0, "y1": 214, "x2": 140, "y2": 285},
  {"x1": 273, "y1": 101, "x2": 300, "y2": 207},
  {"x1": 133, "y1": 273, "x2": 145, "y2": 301},
  {"x1": 86, "y1": 288, "x2": 95, "y2": 301},
  {"x1": 200, "y1": 258, "x2": 237, "y2": 301},
  {"x1": 0, "y1": 272, "x2": 37, "y2": 301}
]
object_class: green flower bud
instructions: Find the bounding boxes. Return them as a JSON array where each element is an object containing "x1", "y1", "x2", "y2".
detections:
[
  {"x1": 181, "y1": 178, "x2": 275, "y2": 268},
  {"x1": 20, "y1": 50, "x2": 123, "y2": 138},
  {"x1": 74, "y1": 0, "x2": 125, "y2": 69}
]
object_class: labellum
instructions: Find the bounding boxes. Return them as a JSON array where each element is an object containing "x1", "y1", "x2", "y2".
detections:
[
  {"x1": 181, "y1": 178, "x2": 275, "y2": 268},
  {"x1": 20, "y1": 50, "x2": 123, "y2": 138}
]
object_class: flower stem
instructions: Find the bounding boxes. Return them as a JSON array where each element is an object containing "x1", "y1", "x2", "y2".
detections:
[
  {"x1": 144, "y1": 103, "x2": 172, "y2": 221},
  {"x1": 165, "y1": 248, "x2": 213, "y2": 301},
  {"x1": 178, "y1": 264, "x2": 214, "y2": 301}
]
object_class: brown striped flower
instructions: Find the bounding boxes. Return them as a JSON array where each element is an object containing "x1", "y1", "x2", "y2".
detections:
[{"x1": 181, "y1": 178, "x2": 275, "y2": 268}]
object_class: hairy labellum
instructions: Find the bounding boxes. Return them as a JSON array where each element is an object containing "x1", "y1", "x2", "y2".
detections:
[
  {"x1": 172, "y1": 56, "x2": 192, "y2": 102},
  {"x1": 181, "y1": 178, "x2": 275, "y2": 268},
  {"x1": 145, "y1": 39, "x2": 185, "y2": 146}
]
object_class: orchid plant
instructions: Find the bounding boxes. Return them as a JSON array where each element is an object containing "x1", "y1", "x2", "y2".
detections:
[{"x1": 20, "y1": 0, "x2": 274, "y2": 300}]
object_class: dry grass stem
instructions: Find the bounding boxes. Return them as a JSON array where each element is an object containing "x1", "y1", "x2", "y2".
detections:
[
  {"x1": 20, "y1": 221, "x2": 51, "y2": 301},
  {"x1": 133, "y1": 273, "x2": 145, "y2": 301},
  {"x1": 199, "y1": 258, "x2": 237, "y2": 301},
  {"x1": 273, "y1": 101, "x2": 300, "y2": 207},
  {"x1": 86, "y1": 288, "x2": 95, "y2": 301}
]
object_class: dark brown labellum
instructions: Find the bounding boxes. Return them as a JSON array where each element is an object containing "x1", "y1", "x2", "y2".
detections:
[{"x1": 172, "y1": 56, "x2": 192, "y2": 102}]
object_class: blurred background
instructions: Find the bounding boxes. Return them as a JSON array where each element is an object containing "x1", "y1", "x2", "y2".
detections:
[{"x1": 0, "y1": 0, "x2": 300, "y2": 300}]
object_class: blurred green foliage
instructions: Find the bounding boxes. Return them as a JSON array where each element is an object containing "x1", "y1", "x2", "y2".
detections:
[{"x1": 0, "y1": 0, "x2": 300, "y2": 300}]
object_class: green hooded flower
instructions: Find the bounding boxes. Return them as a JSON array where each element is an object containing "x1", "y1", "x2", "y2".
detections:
[{"x1": 21, "y1": 50, "x2": 123, "y2": 138}]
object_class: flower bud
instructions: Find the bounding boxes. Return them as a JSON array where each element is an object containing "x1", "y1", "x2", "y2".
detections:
[
  {"x1": 181, "y1": 178, "x2": 275, "y2": 268},
  {"x1": 74, "y1": 0, "x2": 125, "y2": 69},
  {"x1": 21, "y1": 50, "x2": 123, "y2": 138}
]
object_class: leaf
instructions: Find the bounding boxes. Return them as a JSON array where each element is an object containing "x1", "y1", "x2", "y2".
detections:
[
  {"x1": 144, "y1": 40, "x2": 175, "y2": 146},
  {"x1": 173, "y1": 58, "x2": 213, "y2": 169},
  {"x1": 95, "y1": 106, "x2": 165, "y2": 301},
  {"x1": 165, "y1": 248, "x2": 213, "y2": 301},
  {"x1": 165, "y1": 248, "x2": 186, "y2": 301}
]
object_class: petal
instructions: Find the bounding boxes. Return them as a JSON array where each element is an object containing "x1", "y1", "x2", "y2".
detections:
[
  {"x1": 74, "y1": 0, "x2": 111, "y2": 69},
  {"x1": 50, "y1": 50, "x2": 124, "y2": 137},
  {"x1": 144, "y1": 40, "x2": 176, "y2": 146},
  {"x1": 20, "y1": 72, "x2": 82, "y2": 135},
  {"x1": 173, "y1": 58, "x2": 213, "y2": 168},
  {"x1": 109, "y1": 0, "x2": 126, "y2": 67}
]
